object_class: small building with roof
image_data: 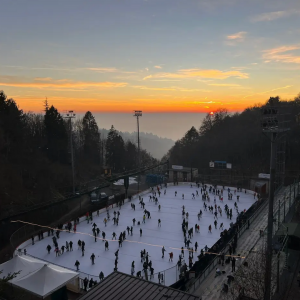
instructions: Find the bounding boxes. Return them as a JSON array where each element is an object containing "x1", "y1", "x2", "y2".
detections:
[{"x1": 77, "y1": 271, "x2": 200, "y2": 300}]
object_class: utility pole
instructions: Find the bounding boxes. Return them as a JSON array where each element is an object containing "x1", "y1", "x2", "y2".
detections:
[
  {"x1": 134, "y1": 111, "x2": 142, "y2": 192},
  {"x1": 64, "y1": 111, "x2": 76, "y2": 196},
  {"x1": 261, "y1": 101, "x2": 290, "y2": 300}
]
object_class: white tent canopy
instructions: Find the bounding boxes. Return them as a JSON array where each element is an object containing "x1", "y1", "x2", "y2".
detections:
[
  {"x1": 0, "y1": 255, "x2": 78, "y2": 298},
  {"x1": 0, "y1": 255, "x2": 45, "y2": 282}
]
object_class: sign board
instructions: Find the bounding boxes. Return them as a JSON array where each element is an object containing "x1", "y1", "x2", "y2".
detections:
[
  {"x1": 226, "y1": 163, "x2": 232, "y2": 169},
  {"x1": 172, "y1": 165, "x2": 183, "y2": 170},
  {"x1": 209, "y1": 161, "x2": 214, "y2": 168},
  {"x1": 258, "y1": 173, "x2": 270, "y2": 179}
]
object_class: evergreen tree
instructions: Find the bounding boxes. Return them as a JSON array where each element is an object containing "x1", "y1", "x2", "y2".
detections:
[
  {"x1": 0, "y1": 90, "x2": 24, "y2": 158},
  {"x1": 44, "y1": 105, "x2": 68, "y2": 162},
  {"x1": 82, "y1": 111, "x2": 100, "y2": 164},
  {"x1": 105, "y1": 125, "x2": 125, "y2": 171}
]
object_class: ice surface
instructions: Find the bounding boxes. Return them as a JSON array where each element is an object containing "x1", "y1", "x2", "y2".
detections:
[{"x1": 19, "y1": 184, "x2": 256, "y2": 285}]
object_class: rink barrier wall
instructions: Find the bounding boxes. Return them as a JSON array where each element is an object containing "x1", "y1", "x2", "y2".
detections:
[
  {"x1": 10, "y1": 182, "x2": 262, "y2": 289},
  {"x1": 185, "y1": 182, "x2": 299, "y2": 294}
]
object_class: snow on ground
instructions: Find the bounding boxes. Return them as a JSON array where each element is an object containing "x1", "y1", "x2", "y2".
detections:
[{"x1": 19, "y1": 184, "x2": 256, "y2": 285}]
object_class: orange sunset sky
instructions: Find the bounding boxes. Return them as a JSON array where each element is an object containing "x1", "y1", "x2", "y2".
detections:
[{"x1": 1, "y1": 0, "x2": 300, "y2": 113}]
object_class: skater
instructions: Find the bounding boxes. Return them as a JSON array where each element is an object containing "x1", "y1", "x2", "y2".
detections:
[
  {"x1": 83, "y1": 277, "x2": 88, "y2": 291},
  {"x1": 162, "y1": 246, "x2": 166, "y2": 258},
  {"x1": 169, "y1": 252, "x2": 173, "y2": 262},
  {"x1": 140, "y1": 228, "x2": 142, "y2": 237},
  {"x1": 133, "y1": 218, "x2": 136, "y2": 225},
  {"x1": 195, "y1": 242, "x2": 198, "y2": 252},
  {"x1": 214, "y1": 220, "x2": 218, "y2": 229},
  {"x1": 130, "y1": 226, "x2": 133, "y2": 235},
  {"x1": 158, "y1": 219, "x2": 161, "y2": 227},
  {"x1": 75, "y1": 260, "x2": 80, "y2": 271},
  {"x1": 208, "y1": 225, "x2": 212, "y2": 233},
  {"x1": 181, "y1": 247, "x2": 184, "y2": 257},
  {"x1": 102, "y1": 231, "x2": 106, "y2": 241},
  {"x1": 99, "y1": 271, "x2": 104, "y2": 281},
  {"x1": 105, "y1": 240, "x2": 109, "y2": 251},
  {"x1": 78, "y1": 240, "x2": 81, "y2": 250},
  {"x1": 112, "y1": 232, "x2": 116, "y2": 240},
  {"x1": 182, "y1": 194, "x2": 184, "y2": 200},
  {"x1": 90, "y1": 253, "x2": 95, "y2": 264}
]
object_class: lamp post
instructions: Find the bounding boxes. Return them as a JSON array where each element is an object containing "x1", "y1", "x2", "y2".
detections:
[
  {"x1": 134, "y1": 111, "x2": 142, "y2": 192},
  {"x1": 64, "y1": 111, "x2": 76, "y2": 196},
  {"x1": 261, "y1": 103, "x2": 290, "y2": 300}
]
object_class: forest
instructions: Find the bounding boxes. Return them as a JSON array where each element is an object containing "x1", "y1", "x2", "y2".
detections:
[
  {"x1": 164, "y1": 94, "x2": 300, "y2": 183},
  {"x1": 1, "y1": 90, "x2": 300, "y2": 218},
  {"x1": 0, "y1": 91, "x2": 157, "y2": 217}
]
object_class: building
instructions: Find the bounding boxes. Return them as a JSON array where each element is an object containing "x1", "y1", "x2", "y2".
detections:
[
  {"x1": 168, "y1": 165, "x2": 198, "y2": 182},
  {"x1": 77, "y1": 271, "x2": 200, "y2": 300}
]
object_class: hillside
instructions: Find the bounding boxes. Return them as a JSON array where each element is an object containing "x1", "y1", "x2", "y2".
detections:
[{"x1": 99, "y1": 129, "x2": 175, "y2": 159}]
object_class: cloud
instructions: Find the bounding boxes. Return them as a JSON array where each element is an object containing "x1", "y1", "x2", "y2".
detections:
[
  {"x1": 85, "y1": 67, "x2": 118, "y2": 72},
  {"x1": 243, "y1": 85, "x2": 293, "y2": 99},
  {"x1": 208, "y1": 83, "x2": 241, "y2": 87},
  {"x1": 251, "y1": 10, "x2": 300, "y2": 22},
  {"x1": 262, "y1": 45, "x2": 300, "y2": 64},
  {"x1": 0, "y1": 78, "x2": 127, "y2": 91},
  {"x1": 145, "y1": 68, "x2": 149, "y2": 71},
  {"x1": 34, "y1": 77, "x2": 52, "y2": 81},
  {"x1": 154, "y1": 66, "x2": 162, "y2": 69},
  {"x1": 143, "y1": 68, "x2": 248, "y2": 80},
  {"x1": 227, "y1": 31, "x2": 247, "y2": 40},
  {"x1": 131, "y1": 85, "x2": 211, "y2": 92}
]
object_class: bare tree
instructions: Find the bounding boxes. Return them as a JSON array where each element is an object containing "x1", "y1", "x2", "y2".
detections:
[{"x1": 222, "y1": 243, "x2": 277, "y2": 300}]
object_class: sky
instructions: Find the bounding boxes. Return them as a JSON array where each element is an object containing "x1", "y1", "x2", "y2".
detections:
[{"x1": 0, "y1": 0, "x2": 300, "y2": 114}]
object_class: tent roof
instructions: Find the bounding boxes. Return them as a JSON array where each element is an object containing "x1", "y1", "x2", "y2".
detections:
[
  {"x1": 276, "y1": 223, "x2": 300, "y2": 238},
  {"x1": 0, "y1": 255, "x2": 78, "y2": 299},
  {"x1": 0, "y1": 255, "x2": 45, "y2": 282},
  {"x1": 12, "y1": 263, "x2": 78, "y2": 298}
]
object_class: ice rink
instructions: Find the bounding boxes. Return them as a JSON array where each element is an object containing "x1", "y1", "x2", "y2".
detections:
[{"x1": 18, "y1": 184, "x2": 256, "y2": 285}]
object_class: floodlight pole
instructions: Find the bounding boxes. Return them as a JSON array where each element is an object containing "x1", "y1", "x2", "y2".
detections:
[
  {"x1": 64, "y1": 111, "x2": 76, "y2": 196},
  {"x1": 134, "y1": 111, "x2": 142, "y2": 192},
  {"x1": 264, "y1": 131, "x2": 276, "y2": 300}
]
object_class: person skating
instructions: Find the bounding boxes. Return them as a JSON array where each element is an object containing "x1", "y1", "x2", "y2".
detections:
[
  {"x1": 75, "y1": 260, "x2": 80, "y2": 271},
  {"x1": 158, "y1": 219, "x2": 161, "y2": 227},
  {"x1": 208, "y1": 225, "x2": 212, "y2": 233},
  {"x1": 83, "y1": 277, "x2": 88, "y2": 291},
  {"x1": 99, "y1": 271, "x2": 104, "y2": 281},
  {"x1": 150, "y1": 267, "x2": 154, "y2": 279},
  {"x1": 162, "y1": 246, "x2": 166, "y2": 258},
  {"x1": 181, "y1": 247, "x2": 184, "y2": 257},
  {"x1": 133, "y1": 218, "x2": 136, "y2": 225},
  {"x1": 182, "y1": 194, "x2": 184, "y2": 200},
  {"x1": 140, "y1": 228, "x2": 142, "y2": 237},
  {"x1": 219, "y1": 223, "x2": 224, "y2": 230},
  {"x1": 105, "y1": 240, "x2": 109, "y2": 251},
  {"x1": 102, "y1": 231, "x2": 106, "y2": 241},
  {"x1": 169, "y1": 252, "x2": 173, "y2": 262},
  {"x1": 195, "y1": 242, "x2": 198, "y2": 252},
  {"x1": 136, "y1": 271, "x2": 142, "y2": 278},
  {"x1": 96, "y1": 227, "x2": 100, "y2": 235},
  {"x1": 214, "y1": 220, "x2": 218, "y2": 229},
  {"x1": 46, "y1": 245, "x2": 51, "y2": 254},
  {"x1": 130, "y1": 226, "x2": 133, "y2": 235},
  {"x1": 89, "y1": 278, "x2": 94, "y2": 289},
  {"x1": 127, "y1": 226, "x2": 130, "y2": 235},
  {"x1": 61, "y1": 245, "x2": 65, "y2": 254},
  {"x1": 112, "y1": 232, "x2": 116, "y2": 240},
  {"x1": 90, "y1": 253, "x2": 95, "y2": 264}
]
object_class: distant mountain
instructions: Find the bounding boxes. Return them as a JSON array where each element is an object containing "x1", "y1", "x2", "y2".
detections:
[{"x1": 99, "y1": 129, "x2": 175, "y2": 159}]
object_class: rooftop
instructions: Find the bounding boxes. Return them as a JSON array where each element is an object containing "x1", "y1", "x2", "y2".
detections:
[{"x1": 78, "y1": 271, "x2": 200, "y2": 300}]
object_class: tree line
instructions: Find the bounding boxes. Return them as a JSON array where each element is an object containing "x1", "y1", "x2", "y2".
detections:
[
  {"x1": 0, "y1": 90, "x2": 156, "y2": 216},
  {"x1": 164, "y1": 94, "x2": 300, "y2": 182}
]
